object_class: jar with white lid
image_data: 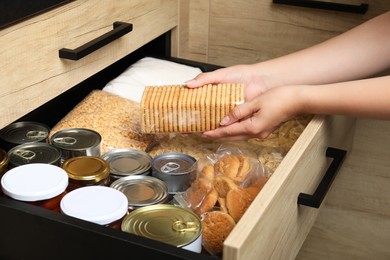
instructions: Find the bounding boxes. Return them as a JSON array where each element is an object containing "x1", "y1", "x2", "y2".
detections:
[
  {"x1": 1, "y1": 163, "x2": 68, "y2": 212},
  {"x1": 60, "y1": 186, "x2": 128, "y2": 230}
]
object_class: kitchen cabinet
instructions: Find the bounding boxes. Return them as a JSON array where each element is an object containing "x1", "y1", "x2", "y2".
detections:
[
  {"x1": 0, "y1": 1, "x2": 389, "y2": 259},
  {"x1": 175, "y1": 0, "x2": 389, "y2": 66}
]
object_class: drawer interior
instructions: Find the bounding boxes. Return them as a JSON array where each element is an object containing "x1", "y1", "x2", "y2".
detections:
[{"x1": 0, "y1": 32, "x2": 221, "y2": 260}]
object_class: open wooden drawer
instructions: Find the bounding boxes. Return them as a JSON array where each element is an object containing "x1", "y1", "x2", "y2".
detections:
[{"x1": 0, "y1": 1, "x2": 356, "y2": 259}]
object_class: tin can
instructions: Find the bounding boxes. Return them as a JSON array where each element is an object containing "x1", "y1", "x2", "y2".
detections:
[
  {"x1": 110, "y1": 175, "x2": 168, "y2": 210},
  {"x1": 8, "y1": 143, "x2": 62, "y2": 168},
  {"x1": 1, "y1": 163, "x2": 68, "y2": 212},
  {"x1": 62, "y1": 156, "x2": 110, "y2": 191},
  {"x1": 0, "y1": 148, "x2": 9, "y2": 176},
  {"x1": 0, "y1": 121, "x2": 50, "y2": 151},
  {"x1": 101, "y1": 149, "x2": 152, "y2": 181},
  {"x1": 50, "y1": 128, "x2": 101, "y2": 163},
  {"x1": 152, "y1": 152, "x2": 196, "y2": 194},
  {"x1": 121, "y1": 204, "x2": 202, "y2": 253},
  {"x1": 60, "y1": 186, "x2": 128, "y2": 230}
]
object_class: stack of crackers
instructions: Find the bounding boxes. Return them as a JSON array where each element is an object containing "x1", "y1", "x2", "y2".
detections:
[{"x1": 141, "y1": 83, "x2": 244, "y2": 133}]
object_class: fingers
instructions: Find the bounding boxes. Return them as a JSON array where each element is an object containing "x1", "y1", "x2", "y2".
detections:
[
  {"x1": 185, "y1": 68, "x2": 228, "y2": 88},
  {"x1": 220, "y1": 100, "x2": 258, "y2": 126}
]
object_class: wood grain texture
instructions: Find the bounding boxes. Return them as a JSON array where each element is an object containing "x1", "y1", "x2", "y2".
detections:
[
  {"x1": 297, "y1": 118, "x2": 390, "y2": 260},
  {"x1": 0, "y1": 0, "x2": 178, "y2": 128},
  {"x1": 176, "y1": 0, "x2": 388, "y2": 67},
  {"x1": 223, "y1": 115, "x2": 355, "y2": 260}
]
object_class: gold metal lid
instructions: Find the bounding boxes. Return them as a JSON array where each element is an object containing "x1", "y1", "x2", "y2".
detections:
[
  {"x1": 121, "y1": 204, "x2": 201, "y2": 248},
  {"x1": 0, "y1": 148, "x2": 9, "y2": 171},
  {"x1": 62, "y1": 156, "x2": 110, "y2": 182}
]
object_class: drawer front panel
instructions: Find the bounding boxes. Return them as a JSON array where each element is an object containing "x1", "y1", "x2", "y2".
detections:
[
  {"x1": 224, "y1": 115, "x2": 356, "y2": 260},
  {"x1": 0, "y1": 0, "x2": 178, "y2": 128}
]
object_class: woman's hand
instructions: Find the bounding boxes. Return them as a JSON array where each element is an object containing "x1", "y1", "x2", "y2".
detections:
[
  {"x1": 202, "y1": 85, "x2": 303, "y2": 141},
  {"x1": 186, "y1": 64, "x2": 274, "y2": 101}
]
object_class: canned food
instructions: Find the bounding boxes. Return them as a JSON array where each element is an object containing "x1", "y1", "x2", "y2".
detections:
[
  {"x1": 152, "y1": 152, "x2": 196, "y2": 194},
  {"x1": 1, "y1": 163, "x2": 68, "y2": 212},
  {"x1": 0, "y1": 121, "x2": 50, "y2": 151},
  {"x1": 0, "y1": 148, "x2": 9, "y2": 175},
  {"x1": 110, "y1": 175, "x2": 168, "y2": 210},
  {"x1": 60, "y1": 186, "x2": 128, "y2": 230},
  {"x1": 101, "y1": 149, "x2": 152, "y2": 181},
  {"x1": 8, "y1": 143, "x2": 62, "y2": 168},
  {"x1": 121, "y1": 204, "x2": 202, "y2": 253},
  {"x1": 50, "y1": 128, "x2": 101, "y2": 163},
  {"x1": 62, "y1": 156, "x2": 110, "y2": 191}
]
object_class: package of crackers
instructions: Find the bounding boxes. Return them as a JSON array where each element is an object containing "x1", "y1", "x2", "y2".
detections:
[
  {"x1": 50, "y1": 90, "x2": 155, "y2": 154},
  {"x1": 140, "y1": 83, "x2": 244, "y2": 134}
]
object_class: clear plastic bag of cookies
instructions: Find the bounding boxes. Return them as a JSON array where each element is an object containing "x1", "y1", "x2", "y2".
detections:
[
  {"x1": 140, "y1": 84, "x2": 245, "y2": 134},
  {"x1": 172, "y1": 144, "x2": 270, "y2": 255},
  {"x1": 49, "y1": 90, "x2": 156, "y2": 154}
]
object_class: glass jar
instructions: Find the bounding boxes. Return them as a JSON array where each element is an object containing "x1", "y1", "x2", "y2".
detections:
[
  {"x1": 61, "y1": 156, "x2": 110, "y2": 191},
  {"x1": 60, "y1": 186, "x2": 128, "y2": 230},
  {"x1": 1, "y1": 163, "x2": 68, "y2": 212}
]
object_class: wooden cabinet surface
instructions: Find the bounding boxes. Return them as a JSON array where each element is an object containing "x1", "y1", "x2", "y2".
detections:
[
  {"x1": 175, "y1": 0, "x2": 389, "y2": 66},
  {"x1": 0, "y1": 0, "x2": 178, "y2": 129}
]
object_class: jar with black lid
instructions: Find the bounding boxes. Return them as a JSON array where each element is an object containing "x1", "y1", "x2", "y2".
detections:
[{"x1": 61, "y1": 156, "x2": 110, "y2": 191}]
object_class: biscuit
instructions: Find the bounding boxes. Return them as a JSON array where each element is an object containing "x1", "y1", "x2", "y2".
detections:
[
  {"x1": 172, "y1": 86, "x2": 181, "y2": 132},
  {"x1": 214, "y1": 155, "x2": 240, "y2": 179},
  {"x1": 186, "y1": 177, "x2": 213, "y2": 209},
  {"x1": 194, "y1": 188, "x2": 218, "y2": 216},
  {"x1": 200, "y1": 164, "x2": 215, "y2": 181},
  {"x1": 235, "y1": 155, "x2": 251, "y2": 183},
  {"x1": 210, "y1": 84, "x2": 217, "y2": 130},
  {"x1": 226, "y1": 188, "x2": 252, "y2": 222},
  {"x1": 202, "y1": 211, "x2": 236, "y2": 255},
  {"x1": 140, "y1": 86, "x2": 151, "y2": 133},
  {"x1": 200, "y1": 84, "x2": 207, "y2": 131},
  {"x1": 205, "y1": 84, "x2": 212, "y2": 131},
  {"x1": 213, "y1": 175, "x2": 238, "y2": 198}
]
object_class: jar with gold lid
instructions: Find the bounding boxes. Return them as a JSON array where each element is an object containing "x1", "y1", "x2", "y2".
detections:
[
  {"x1": 0, "y1": 148, "x2": 9, "y2": 176},
  {"x1": 61, "y1": 156, "x2": 110, "y2": 191}
]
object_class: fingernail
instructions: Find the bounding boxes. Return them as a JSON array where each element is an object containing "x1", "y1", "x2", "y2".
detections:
[
  {"x1": 185, "y1": 79, "x2": 195, "y2": 85},
  {"x1": 220, "y1": 116, "x2": 229, "y2": 126}
]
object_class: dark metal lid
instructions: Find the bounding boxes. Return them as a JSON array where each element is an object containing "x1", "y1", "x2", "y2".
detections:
[
  {"x1": 62, "y1": 156, "x2": 110, "y2": 182},
  {"x1": 110, "y1": 175, "x2": 168, "y2": 208},
  {"x1": 0, "y1": 121, "x2": 49, "y2": 145},
  {"x1": 152, "y1": 152, "x2": 196, "y2": 176},
  {"x1": 50, "y1": 128, "x2": 101, "y2": 150},
  {"x1": 8, "y1": 143, "x2": 61, "y2": 166},
  {"x1": 102, "y1": 149, "x2": 152, "y2": 177},
  {"x1": 121, "y1": 204, "x2": 201, "y2": 248}
]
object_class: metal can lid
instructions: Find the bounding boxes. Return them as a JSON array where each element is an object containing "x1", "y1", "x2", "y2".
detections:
[
  {"x1": 121, "y1": 204, "x2": 201, "y2": 248},
  {"x1": 8, "y1": 143, "x2": 61, "y2": 166},
  {"x1": 110, "y1": 175, "x2": 168, "y2": 208},
  {"x1": 152, "y1": 152, "x2": 196, "y2": 176},
  {"x1": 1, "y1": 163, "x2": 68, "y2": 201},
  {"x1": 60, "y1": 186, "x2": 128, "y2": 225},
  {"x1": 0, "y1": 121, "x2": 49, "y2": 144},
  {"x1": 50, "y1": 128, "x2": 101, "y2": 150},
  {"x1": 0, "y1": 148, "x2": 9, "y2": 170},
  {"x1": 62, "y1": 156, "x2": 110, "y2": 182},
  {"x1": 101, "y1": 149, "x2": 152, "y2": 177}
]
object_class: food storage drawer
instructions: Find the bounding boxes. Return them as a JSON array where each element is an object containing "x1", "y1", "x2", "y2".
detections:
[
  {"x1": 0, "y1": 39, "x2": 356, "y2": 259},
  {"x1": 0, "y1": 0, "x2": 178, "y2": 129},
  {"x1": 0, "y1": 2, "x2": 356, "y2": 258}
]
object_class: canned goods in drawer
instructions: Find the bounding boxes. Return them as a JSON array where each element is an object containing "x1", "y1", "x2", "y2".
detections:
[
  {"x1": 152, "y1": 152, "x2": 196, "y2": 194},
  {"x1": 8, "y1": 143, "x2": 62, "y2": 167},
  {"x1": 0, "y1": 121, "x2": 50, "y2": 151},
  {"x1": 50, "y1": 128, "x2": 101, "y2": 163},
  {"x1": 101, "y1": 148, "x2": 152, "y2": 180},
  {"x1": 110, "y1": 175, "x2": 168, "y2": 210}
]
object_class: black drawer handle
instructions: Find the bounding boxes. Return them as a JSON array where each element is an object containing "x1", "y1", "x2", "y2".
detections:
[
  {"x1": 59, "y1": 21, "x2": 133, "y2": 60},
  {"x1": 273, "y1": 0, "x2": 368, "y2": 14},
  {"x1": 298, "y1": 147, "x2": 347, "y2": 208}
]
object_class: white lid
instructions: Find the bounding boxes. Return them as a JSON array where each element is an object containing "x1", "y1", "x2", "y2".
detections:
[
  {"x1": 60, "y1": 186, "x2": 128, "y2": 225},
  {"x1": 1, "y1": 163, "x2": 68, "y2": 201}
]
